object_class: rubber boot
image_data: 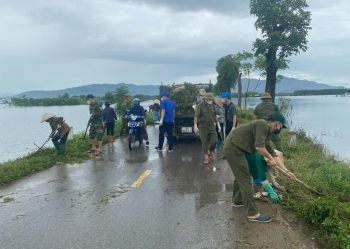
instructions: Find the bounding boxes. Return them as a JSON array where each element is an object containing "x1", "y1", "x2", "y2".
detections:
[
  {"x1": 59, "y1": 145, "x2": 66, "y2": 156},
  {"x1": 53, "y1": 141, "x2": 60, "y2": 155}
]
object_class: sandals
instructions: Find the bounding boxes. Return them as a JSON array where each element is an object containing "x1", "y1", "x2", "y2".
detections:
[
  {"x1": 248, "y1": 214, "x2": 272, "y2": 223},
  {"x1": 203, "y1": 153, "x2": 210, "y2": 165},
  {"x1": 208, "y1": 152, "x2": 215, "y2": 161},
  {"x1": 94, "y1": 150, "x2": 102, "y2": 156},
  {"x1": 86, "y1": 149, "x2": 97, "y2": 153}
]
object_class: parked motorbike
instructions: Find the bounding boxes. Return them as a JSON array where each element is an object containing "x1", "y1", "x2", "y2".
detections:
[{"x1": 127, "y1": 115, "x2": 144, "y2": 150}]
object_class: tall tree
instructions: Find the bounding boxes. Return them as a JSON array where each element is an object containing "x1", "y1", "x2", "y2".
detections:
[
  {"x1": 114, "y1": 86, "x2": 130, "y2": 117},
  {"x1": 215, "y1": 56, "x2": 238, "y2": 97},
  {"x1": 250, "y1": 0, "x2": 312, "y2": 102}
]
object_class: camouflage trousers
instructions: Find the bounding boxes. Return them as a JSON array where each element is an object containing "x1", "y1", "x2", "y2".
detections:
[{"x1": 89, "y1": 122, "x2": 104, "y2": 141}]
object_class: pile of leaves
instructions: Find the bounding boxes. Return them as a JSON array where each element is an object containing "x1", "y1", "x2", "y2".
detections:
[{"x1": 169, "y1": 82, "x2": 198, "y2": 114}]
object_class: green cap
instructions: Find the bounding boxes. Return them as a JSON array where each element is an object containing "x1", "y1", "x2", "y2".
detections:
[{"x1": 268, "y1": 113, "x2": 287, "y2": 128}]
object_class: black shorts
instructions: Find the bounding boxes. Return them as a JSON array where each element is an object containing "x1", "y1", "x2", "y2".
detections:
[{"x1": 105, "y1": 122, "x2": 115, "y2": 135}]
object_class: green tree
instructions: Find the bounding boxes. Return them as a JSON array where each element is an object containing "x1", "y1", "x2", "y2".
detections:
[
  {"x1": 215, "y1": 56, "x2": 238, "y2": 97},
  {"x1": 62, "y1": 93, "x2": 70, "y2": 99},
  {"x1": 104, "y1": 91, "x2": 115, "y2": 103},
  {"x1": 250, "y1": 0, "x2": 312, "y2": 102},
  {"x1": 114, "y1": 86, "x2": 130, "y2": 117}
]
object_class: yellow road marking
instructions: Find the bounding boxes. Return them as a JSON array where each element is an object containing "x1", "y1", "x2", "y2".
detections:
[{"x1": 131, "y1": 170, "x2": 152, "y2": 188}]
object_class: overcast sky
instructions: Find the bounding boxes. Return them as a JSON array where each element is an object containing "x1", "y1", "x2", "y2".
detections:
[{"x1": 1, "y1": 0, "x2": 349, "y2": 94}]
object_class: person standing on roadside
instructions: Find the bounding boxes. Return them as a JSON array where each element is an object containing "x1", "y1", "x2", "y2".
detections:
[
  {"x1": 254, "y1": 92, "x2": 284, "y2": 154},
  {"x1": 103, "y1": 101, "x2": 118, "y2": 143},
  {"x1": 120, "y1": 95, "x2": 132, "y2": 137},
  {"x1": 40, "y1": 113, "x2": 70, "y2": 155},
  {"x1": 86, "y1": 94, "x2": 104, "y2": 156},
  {"x1": 223, "y1": 113, "x2": 296, "y2": 223},
  {"x1": 155, "y1": 91, "x2": 175, "y2": 152},
  {"x1": 194, "y1": 93, "x2": 220, "y2": 164},
  {"x1": 220, "y1": 92, "x2": 237, "y2": 159},
  {"x1": 214, "y1": 98, "x2": 224, "y2": 148},
  {"x1": 150, "y1": 99, "x2": 161, "y2": 126}
]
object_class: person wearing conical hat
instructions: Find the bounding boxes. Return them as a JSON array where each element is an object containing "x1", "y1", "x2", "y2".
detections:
[
  {"x1": 150, "y1": 99, "x2": 161, "y2": 126},
  {"x1": 254, "y1": 92, "x2": 284, "y2": 155},
  {"x1": 194, "y1": 92, "x2": 220, "y2": 164},
  {"x1": 41, "y1": 113, "x2": 70, "y2": 155}
]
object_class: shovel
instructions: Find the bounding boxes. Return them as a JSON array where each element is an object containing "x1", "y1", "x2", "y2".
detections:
[{"x1": 80, "y1": 123, "x2": 90, "y2": 140}]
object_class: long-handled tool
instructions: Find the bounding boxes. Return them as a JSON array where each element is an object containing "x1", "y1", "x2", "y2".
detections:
[
  {"x1": 34, "y1": 126, "x2": 61, "y2": 154},
  {"x1": 275, "y1": 166, "x2": 322, "y2": 196},
  {"x1": 80, "y1": 123, "x2": 90, "y2": 140}
]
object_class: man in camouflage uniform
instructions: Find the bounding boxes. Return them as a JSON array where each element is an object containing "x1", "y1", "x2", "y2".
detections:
[
  {"x1": 86, "y1": 94, "x2": 104, "y2": 155},
  {"x1": 254, "y1": 92, "x2": 284, "y2": 154},
  {"x1": 223, "y1": 113, "x2": 296, "y2": 222},
  {"x1": 194, "y1": 93, "x2": 220, "y2": 164}
]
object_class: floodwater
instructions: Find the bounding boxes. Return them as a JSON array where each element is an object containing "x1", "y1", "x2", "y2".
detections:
[
  {"x1": 0, "y1": 96, "x2": 349, "y2": 162},
  {"x1": 0, "y1": 100, "x2": 152, "y2": 163}
]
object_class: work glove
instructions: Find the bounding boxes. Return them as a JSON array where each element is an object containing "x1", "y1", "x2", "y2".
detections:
[
  {"x1": 57, "y1": 124, "x2": 61, "y2": 129},
  {"x1": 263, "y1": 182, "x2": 280, "y2": 203},
  {"x1": 194, "y1": 124, "x2": 199, "y2": 133},
  {"x1": 159, "y1": 119, "x2": 163, "y2": 126},
  {"x1": 216, "y1": 122, "x2": 221, "y2": 132},
  {"x1": 266, "y1": 172, "x2": 286, "y2": 192},
  {"x1": 103, "y1": 122, "x2": 106, "y2": 126}
]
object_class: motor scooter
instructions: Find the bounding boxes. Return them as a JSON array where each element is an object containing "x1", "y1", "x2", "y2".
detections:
[{"x1": 127, "y1": 115, "x2": 144, "y2": 150}]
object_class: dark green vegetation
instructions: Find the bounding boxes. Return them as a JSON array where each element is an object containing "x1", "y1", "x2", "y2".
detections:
[
  {"x1": 12, "y1": 83, "x2": 159, "y2": 99},
  {"x1": 250, "y1": 0, "x2": 312, "y2": 102},
  {"x1": 294, "y1": 89, "x2": 350, "y2": 96},
  {"x1": 0, "y1": 112, "x2": 153, "y2": 186},
  {"x1": 237, "y1": 107, "x2": 350, "y2": 248},
  {"x1": 12, "y1": 89, "x2": 158, "y2": 107},
  {"x1": 12, "y1": 94, "x2": 88, "y2": 106}
]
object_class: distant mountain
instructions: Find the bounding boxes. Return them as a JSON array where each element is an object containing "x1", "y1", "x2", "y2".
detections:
[
  {"x1": 12, "y1": 83, "x2": 160, "y2": 99},
  {"x1": 235, "y1": 77, "x2": 345, "y2": 93},
  {"x1": 11, "y1": 77, "x2": 346, "y2": 99}
]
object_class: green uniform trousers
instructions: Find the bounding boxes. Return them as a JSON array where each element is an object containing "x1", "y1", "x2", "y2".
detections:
[
  {"x1": 224, "y1": 145, "x2": 258, "y2": 216},
  {"x1": 270, "y1": 133, "x2": 284, "y2": 154},
  {"x1": 246, "y1": 153, "x2": 267, "y2": 182},
  {"x1": 199, "y1": 124, "x2": 217, "y2": 153}
]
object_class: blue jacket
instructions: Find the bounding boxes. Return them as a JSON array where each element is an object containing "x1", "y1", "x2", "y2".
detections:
[
  {"x1": 103, "y1": 107, "x2": 117, "y2": 122},
  {"x1": 127, "y1": 106, "x2": 146, "y2": 119}
]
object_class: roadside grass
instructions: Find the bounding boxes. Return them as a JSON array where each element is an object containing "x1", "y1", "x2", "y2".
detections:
[
  {"x1": 238, "y1": 107, "x2": 350, "y2": 249},
  {"x1": 0, "y1": 114, "x2": 154, "y2": 186}
]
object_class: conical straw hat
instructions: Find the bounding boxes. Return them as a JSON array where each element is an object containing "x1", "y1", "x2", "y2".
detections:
[
  {"x1": 41, "y1": 113, "x2": 56, "y2": 123},
  {"x1": 153, "y1": 99, "x2": 160, "y2": 104},
  {"x1": 214, "y1": 97, "x2": 223, "y2": 109}
]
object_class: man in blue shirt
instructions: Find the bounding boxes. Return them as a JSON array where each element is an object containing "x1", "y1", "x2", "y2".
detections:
[{"x1": 155, "y1": 91, "x2": 175, "y2": 151}]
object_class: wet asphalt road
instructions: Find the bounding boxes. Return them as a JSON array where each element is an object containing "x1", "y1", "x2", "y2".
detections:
[{"x1": 0, "y1": 126, "x2": 316, "y2": 249}]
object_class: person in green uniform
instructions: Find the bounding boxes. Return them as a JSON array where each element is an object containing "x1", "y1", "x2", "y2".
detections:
[
  {"x1": 41, "y1": 113, "x2": 70, "y2": 155},
  {"x1": 86, "y1": 94, "x2": 104, "y2": 156},
  {"x1": 120, "y1": 95, "x2": 132, "y2": 137},
  {"x1": 254, "y1": 92, "x2": 284, "y2": 154},
  {"x1": 223, "y1": 113, "x2": 296, "y2": 222},
  {"x1": 194, "y1": 93, "x2": 220, "y2": 165}
]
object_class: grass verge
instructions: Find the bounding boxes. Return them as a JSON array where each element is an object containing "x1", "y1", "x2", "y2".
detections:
[
  {"x1": 0, "y1": 114, "x2": 153, "y2": 186},
  {"x1": 238, "y1": 107, "x2": 350, "y2": 249}
]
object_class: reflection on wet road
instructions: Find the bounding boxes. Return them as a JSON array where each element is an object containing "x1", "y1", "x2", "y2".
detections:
[{"x1": 0, "y1": 126, "x2": 316, "y2": 249}]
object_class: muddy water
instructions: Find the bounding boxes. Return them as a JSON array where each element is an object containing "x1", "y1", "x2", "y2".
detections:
[{"x1": 1, "y1": 96, "x2": 349, "y2": 162}]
